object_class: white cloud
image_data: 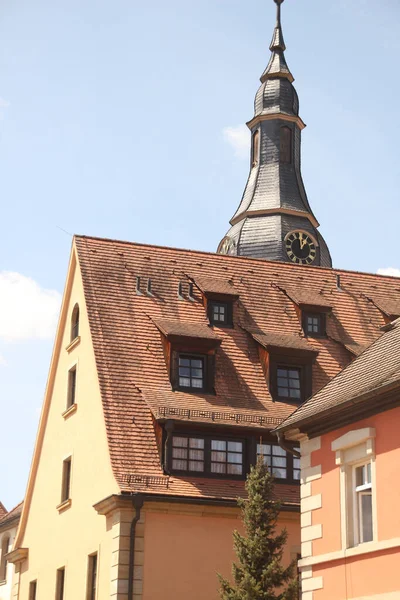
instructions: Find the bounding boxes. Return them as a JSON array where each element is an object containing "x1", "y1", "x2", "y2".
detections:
[
  {"x1": 223, "y1": 125, "x2": 250, "y2": 159},
  {"x1": 377, "y1": 267, "x2": 400, "y2": 278},
  {"x1": 0, "y1": 272, "x2": 61, "y2": 342}
]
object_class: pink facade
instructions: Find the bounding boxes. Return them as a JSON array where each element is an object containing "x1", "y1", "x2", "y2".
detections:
[{"x1": 298, "y1": 406, "x2": 400, "y2": 599}]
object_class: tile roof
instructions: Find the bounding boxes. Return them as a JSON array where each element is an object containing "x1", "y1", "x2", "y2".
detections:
[
  {"x1": 277, "y1": 319, "x2": 400, "y2": 432},
  {"x1": 0, "y1": 501, "x2": 23, "y2": 528},
  {"x1": 153, "y1": 319, "x2": 221, "y2": 343},
  {"x1": 281, "y1": 286, "x2": 332, "y2": 309},
  {"x1": 247, "y1": 329, "x2": 317, "y2": 354},
  {"x1": 192, "y1": 276, "x2": 239, "y2": 297},
  {"x1": 0, "y1": 503, "x2": 6, "y2": 520},
  {"x1": 365, "y1": 294, "x2": 400, "y2": 318},
  {"x1": 75, "y1": 235, "x2": 400, "y2": 504}
]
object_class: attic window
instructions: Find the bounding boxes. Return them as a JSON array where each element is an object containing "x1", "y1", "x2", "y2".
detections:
[
  {"x1": 208, "y1": 301, "x2": 233, "y2": 327},
  {"x1": 277, "y1": 367, "x2": 301, "y2": 400},
  {"x1": 280, "y1": 126, "x2": 292, "y2": 164},
  {"x1": 178, "y1": 355, "x2": 204, "y2": 390},
  {"x1": 303, "y1": 312, "x2": 326, "y2": 337}
]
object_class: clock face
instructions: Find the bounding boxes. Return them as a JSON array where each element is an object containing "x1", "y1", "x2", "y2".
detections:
[
  {"x1": 218, "y1": 236, "x2": 236, "y2": 256},
  {"x1": 285, "y1": 231, "x2": 317, "y2": 265}
]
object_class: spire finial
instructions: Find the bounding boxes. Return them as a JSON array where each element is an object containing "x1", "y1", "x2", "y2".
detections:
[{"x1": 270, "y1": 0, "x2": 286, "y2": 52}]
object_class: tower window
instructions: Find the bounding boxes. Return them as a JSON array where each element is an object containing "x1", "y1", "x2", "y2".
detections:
[
  {"x1": 251, "y1": 130, "x2": 260, "y2": 167},
  {"x1": 71, "y1": 304, "x2": 80, "y2": 341},
  {"x1": 280, "y1": 126, "x2": 292, "y2": 164}
]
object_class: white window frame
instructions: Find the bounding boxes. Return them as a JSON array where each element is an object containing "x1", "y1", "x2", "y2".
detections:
[
  {"x1": 352, "y1": 461, "x2": 373, "y2": 546},
  {"x1": 331, "y1": 427, "x2": 377, "y2": 549}
]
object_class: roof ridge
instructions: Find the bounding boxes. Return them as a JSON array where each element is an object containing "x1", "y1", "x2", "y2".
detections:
[{"x1": 74, "y1": 235, "x2": 400, "y2": 281}]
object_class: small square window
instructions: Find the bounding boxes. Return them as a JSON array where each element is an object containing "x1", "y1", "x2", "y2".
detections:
[
  {"x1": 277, "y1": 367, "x2": 301, "y2": 400},
  {"x1": 208, "y1": 301, "x2": 233, "y2": 327},
  {"x1": 303, "y1": 312, "x2": 326, "y2": 337},
  {"x1": 178, "y1": 356, "x2": 204, "y2": 390}
]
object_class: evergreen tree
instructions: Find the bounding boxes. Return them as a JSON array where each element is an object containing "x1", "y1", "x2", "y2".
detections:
[{"x1": 218, "y1": 457, "x2": 298, "y2": 600}]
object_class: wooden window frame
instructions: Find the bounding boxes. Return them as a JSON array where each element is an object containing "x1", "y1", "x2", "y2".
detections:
[
  {"x1": 61, "y1": 457, "x2": 72, "y2": 503},
  {"x1": 56, "y1": 567, "x2": 65, "y2": 600},
  {"x1": 269, "y1": 353, "x2": 313, "y2": 404},
  {"x1": 86, "y1": 553, "x2": 98, "y2": 600},
  {"x1": 168, "y1": 432, "x2": 246, "y2": 480},
  {"x1": 257, "y1": 442, "x2": 299, "y2": 484},
  {"x1": 302, "y1": 311, "x2": 326, "y2": 338},
  {"x1": 171, "y1": 351, "x2": 216, "y2": 394},
  {"x1": 208, "y1": 300, "x2": 233, "y2": 328},
  {"x1": 165, "y1": 429, "x2": 301, "y2": 485}
]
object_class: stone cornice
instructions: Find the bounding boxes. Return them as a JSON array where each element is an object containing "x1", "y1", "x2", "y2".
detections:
[
  {"x1": 6, "y1": 547, "x2": 28, "y2": 565},
  {"x1": 247, "y1": 112, "x2": 306, "y2": 131}
]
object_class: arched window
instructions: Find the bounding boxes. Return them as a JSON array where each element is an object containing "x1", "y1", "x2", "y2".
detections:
[
  {"x1": 71, "y1": 304, "x2": 80, "y2": 341},
  {"x1": 0, "y1": 535, "x2": 10, "y2": 582},
  {"x1": 251, "y1": 130, "x2": 260, "y2": 167},
  {"x1": 280, "y1": 126, "x2": 292, "y2": 164}
]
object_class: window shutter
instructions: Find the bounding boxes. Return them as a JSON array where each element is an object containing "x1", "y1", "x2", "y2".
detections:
[{"x1": 171, "y1": 351, "x2": 179, "y2": 390}]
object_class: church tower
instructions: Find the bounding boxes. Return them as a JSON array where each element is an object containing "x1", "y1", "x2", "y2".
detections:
[{"x1": 218, "y1": 0, "x2": 332, "y2": 267}]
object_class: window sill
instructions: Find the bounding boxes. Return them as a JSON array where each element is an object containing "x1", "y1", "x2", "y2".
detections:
[
  {"x1": 62, "y1": 404, "x2": 77, "y2": 420},
  {"x1": 0, "y1": 580, "x2": 6, "y2": 586},
  {"x1": 66, "y1": 336, "x2": 81, "y2": 353},
  {"x1": 56, "y1": 499, "x2": 72, "y2": 513}
]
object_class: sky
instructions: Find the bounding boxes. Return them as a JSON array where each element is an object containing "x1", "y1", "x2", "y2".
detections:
[{"x1": 1, "y1": 0, "x2": 400, "y2": 510}]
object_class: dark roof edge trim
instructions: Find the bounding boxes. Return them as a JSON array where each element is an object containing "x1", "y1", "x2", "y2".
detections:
[{"x1": 276, "y1": 379, "x2": 400, "y2": 437}]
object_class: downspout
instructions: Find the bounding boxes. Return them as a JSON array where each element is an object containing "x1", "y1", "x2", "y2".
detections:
[
  {"x1": 276, "y1": 431, "x2": 301, "y2": 458},
  {"x1": 128, "y1": 493, "x2": 144, "y2": 600}
]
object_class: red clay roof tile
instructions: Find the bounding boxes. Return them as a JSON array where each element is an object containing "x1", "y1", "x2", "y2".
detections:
[{"x1": 75, "y1": 235, "x2": 400, "y2": 504}]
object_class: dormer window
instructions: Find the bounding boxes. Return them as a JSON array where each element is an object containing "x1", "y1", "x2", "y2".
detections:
[
  {"x1": 303, "y1": 312, "x2": 326, "y2": 337},
  {"x1": 277, "y1": 367, "x2": 301, "y2": 400},
  {"x1": 178, "y1": 355, "x2": 204, "y2": 391},
  {"x1": 208, "y1": 301, "x2": 233, "y2": 327}
]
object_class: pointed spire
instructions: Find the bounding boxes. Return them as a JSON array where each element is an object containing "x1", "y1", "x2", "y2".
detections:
[
  {"x1": 270, "y1": 0, "x2": 286, "y2": 52},
  {"x1": 260, "y1": 0, "x2": 294, "y2": 84}
]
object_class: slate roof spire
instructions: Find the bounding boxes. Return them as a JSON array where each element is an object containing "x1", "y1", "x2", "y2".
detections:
[{"x1": 218, "y1": 0, "x2": 332, "y2": 268}]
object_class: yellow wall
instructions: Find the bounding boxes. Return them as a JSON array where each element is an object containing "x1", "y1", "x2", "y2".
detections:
[{"x1": 17, "y1": 251, "x2": 119, "y2": 599}]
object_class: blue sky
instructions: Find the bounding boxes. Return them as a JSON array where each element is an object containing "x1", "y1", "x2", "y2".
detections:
[{"x1": 1, "y1": 0, "x2": 400, "y2": 510}]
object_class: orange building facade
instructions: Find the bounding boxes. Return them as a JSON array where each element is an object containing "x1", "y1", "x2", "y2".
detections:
[{"x1": 277, "y1": 319, "x2": 400, "y2": 600}]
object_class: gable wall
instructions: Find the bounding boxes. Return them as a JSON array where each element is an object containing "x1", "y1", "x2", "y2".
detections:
[{"x1": 18, "y1": 253, "x2": 119, "y2": 599}]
